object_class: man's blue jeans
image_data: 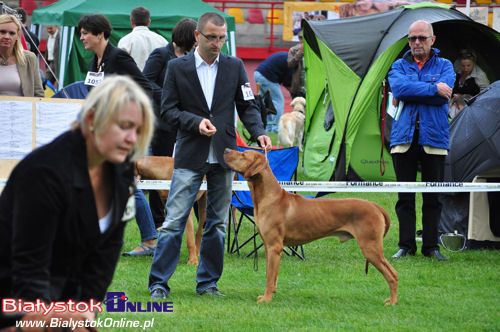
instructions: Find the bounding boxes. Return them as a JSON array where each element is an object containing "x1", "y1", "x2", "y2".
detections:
[
  {"x1": 254, "y1": 70, "x2": 284, "y2": 133},
  {"x1": 148, "y1": 164, "x2": 233, "y2": 294},
  {"x1": 134, "y1": 189, "x2": 157, "y2": 242}
]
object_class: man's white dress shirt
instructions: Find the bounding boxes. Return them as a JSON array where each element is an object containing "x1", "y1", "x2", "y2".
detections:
[
  {"x1": 118, "y1": 26, "x2": 168, "y2": 70},
  {"x1": 194, "y1": 47, "x2": 220, "y2": 164}
]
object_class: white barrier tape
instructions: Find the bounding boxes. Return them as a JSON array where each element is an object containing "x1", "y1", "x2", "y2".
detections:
[
  {"x1": 132, "y1": 180, "x2": 500, "y2": 193},
  {"x1": 1, "y1": 178, "x2": 499, "y2": 192}
]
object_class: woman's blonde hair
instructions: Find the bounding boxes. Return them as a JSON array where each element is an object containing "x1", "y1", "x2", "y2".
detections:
[
  {"x1": 0, "y1": 14, "x2": 25, "y2": 66},
  {"x1": 80, "y1": 75, "x2": 155, "y2": 161}
]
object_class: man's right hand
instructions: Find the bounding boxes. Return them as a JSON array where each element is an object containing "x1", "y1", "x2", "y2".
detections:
[
  {"x1": 436, "y1": 82, "x2": 452, "y2": 100},
  {"x1": 199, "y1": 119, "x2": 217, "y2": 137},
  {"x1": 257, "y1": 135, "x2": 272, "y2": 151}
]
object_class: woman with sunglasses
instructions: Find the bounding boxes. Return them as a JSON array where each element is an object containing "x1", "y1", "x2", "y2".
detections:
[{"x1": 452, "y1": 49, "x2": 489, "y2": 97}]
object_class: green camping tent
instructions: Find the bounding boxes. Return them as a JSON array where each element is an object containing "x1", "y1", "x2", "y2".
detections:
[
  {"x1": 31, "y1": 0, "x2": 235, "y2": 88},
  {"x1": 301, "y1": 2, "x2": 500, "y2": 182}
]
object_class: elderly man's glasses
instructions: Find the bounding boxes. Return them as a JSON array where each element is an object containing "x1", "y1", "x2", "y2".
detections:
[
  {"x1": 199, "y1": 31, "x2": 227, "y2": 44},
  {"x1": 408, "y1": 35, "x2": 431, "y2": 43}
]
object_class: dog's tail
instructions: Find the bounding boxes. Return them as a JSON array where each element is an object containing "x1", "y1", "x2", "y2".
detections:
[
  {"x1": 365, "y1": 203, "x2": 391, "y2": 274},
  {"x1": 378, "y1": 204, "x2": 391, "y2": 238}
]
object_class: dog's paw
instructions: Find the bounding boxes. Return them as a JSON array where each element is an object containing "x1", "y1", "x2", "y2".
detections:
[
  {"x1": 257, "y1": 295, "x2": 273, "y2": 303},
  {"x1": 384, "y1": 297, "x2": 397, "y2": 306},
  {"x1": 186, "y1": 257, "x2": 199, "y2": 265}
]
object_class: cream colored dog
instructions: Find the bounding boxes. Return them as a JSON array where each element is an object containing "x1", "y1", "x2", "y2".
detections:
[{"x1": 278, "y1": 97, "x2": 306, "y2": 151}]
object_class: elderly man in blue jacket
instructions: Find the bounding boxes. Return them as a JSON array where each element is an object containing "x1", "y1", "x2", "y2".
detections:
[{"x1": 388, "y1": 20, "x2": 455, "y2": 261}]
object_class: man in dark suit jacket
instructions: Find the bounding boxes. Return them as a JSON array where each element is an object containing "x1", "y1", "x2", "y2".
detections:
[
  {"x1": 148, "y1": 12, "x2": 271, "y2": 299},
  {"x1": 142, "y1": 18, "x2": 197, "y2": 229},
  {"x1": 45, "y1": 25, "x2": 60, "y2": 85}
]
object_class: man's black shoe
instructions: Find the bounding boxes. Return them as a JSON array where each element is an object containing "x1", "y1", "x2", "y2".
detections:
[
  {"x1": 197, "y1": 287, "x2": 225, "y2": 297},
  {"x1": 392, "y1": 248, "x2": 416, "y2": 258},
  {"x1": 150, "y1": 288, "x2": 168, "y2": 299},
  {"x1": 423, "y1": 249, "x2": 449, "y2": 261}
]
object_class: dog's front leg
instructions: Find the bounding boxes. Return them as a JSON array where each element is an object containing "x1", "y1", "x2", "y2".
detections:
[{"x1": 258, "y1": 242, "x2": 283, "y2": 303}]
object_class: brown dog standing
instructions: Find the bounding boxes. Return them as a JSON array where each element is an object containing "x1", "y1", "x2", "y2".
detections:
[
  {"x1": 223, "y1": 149, "x2": 398, "y2": 305},
  {"x1": 136, "y1": 156, "x2": 206, "y2": 265}
]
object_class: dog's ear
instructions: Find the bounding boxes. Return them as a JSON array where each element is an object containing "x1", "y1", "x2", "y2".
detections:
[{"x1": 243, "y1": 153, "x2": 267, "y2": 179}]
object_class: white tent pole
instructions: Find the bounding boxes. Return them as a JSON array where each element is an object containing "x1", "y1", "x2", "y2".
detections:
[
  {"x1": 58, "y1": 25, "x2": 68, "y2": 89},
  {"x1": 229, "y1": 30, "x2": 237, "y2": 126},
  {"x1": 230, "y1": 30, "x2": 236, "y2": 57},
  {"x1": 58, "y1": 26, "x2": 74, "y2": 89},
  {"x1": 465, "y1": 0, "x2": 471, "y2": 17}
]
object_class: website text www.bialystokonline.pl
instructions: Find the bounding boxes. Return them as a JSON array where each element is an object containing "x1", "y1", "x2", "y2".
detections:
[{"x1": 15, "y1": 317, "x2": 155, "y2": 330}]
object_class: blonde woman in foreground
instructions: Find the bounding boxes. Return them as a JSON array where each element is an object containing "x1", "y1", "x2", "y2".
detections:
[{"x1": 0, "y1": 76, "x2": 154, "y2": 331}]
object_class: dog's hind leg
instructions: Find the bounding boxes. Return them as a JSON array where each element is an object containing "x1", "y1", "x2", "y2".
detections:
[
  {"x1": 381, "y1": 258, "x2": 398, "y2": 305},
  {"x1": 185, "y1": 209, "x2": 198, "y2": 265},
  {"x1": 195, "y1": 192, "x2": 207, "y2": 257},
  {"x1": 359, "y1": 243, "x2": 398, "y2": 305},
  {"x1": 258, "y1": 241, "x2": 283, "y2": 303}
]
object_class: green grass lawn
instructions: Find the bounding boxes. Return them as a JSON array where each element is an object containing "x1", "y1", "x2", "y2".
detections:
[{"x1": 103, "y1": 133, "x2": 500, "y2": 331}]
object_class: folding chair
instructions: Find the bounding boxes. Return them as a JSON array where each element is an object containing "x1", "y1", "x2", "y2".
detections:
[
  {"x1": 227, "y1": 146, "x2": 306, "y2": 260},
  {"x1": 52, "y1": 81, "x2": 88, "y2": 99}
]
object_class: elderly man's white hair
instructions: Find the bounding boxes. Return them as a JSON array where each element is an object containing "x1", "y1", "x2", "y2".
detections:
[{"x1": 409, "y1": 20, "x2": 434, "y2": 36}]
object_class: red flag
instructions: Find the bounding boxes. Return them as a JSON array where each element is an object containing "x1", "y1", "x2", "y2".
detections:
[{"x1": 20, "y1": 28, "x2": 28, "y2": 50}]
